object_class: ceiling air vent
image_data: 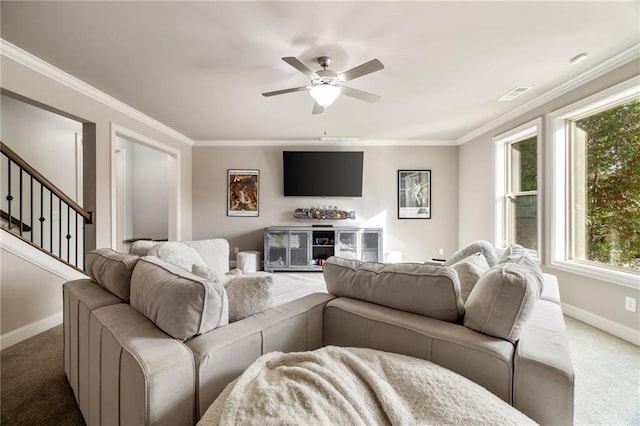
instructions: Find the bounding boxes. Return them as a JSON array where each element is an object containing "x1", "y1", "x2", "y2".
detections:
[{"x1": 498, "y1": 86, "x2": 532, "y2": 101}]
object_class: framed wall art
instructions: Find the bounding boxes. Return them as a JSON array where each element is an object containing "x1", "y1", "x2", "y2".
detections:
[
  {"x1": 398, "y1": 169, "x2": 431, "y2": 219},
  {"x1": 227, "y1": 169, "x2": 259, "y2": 217}
]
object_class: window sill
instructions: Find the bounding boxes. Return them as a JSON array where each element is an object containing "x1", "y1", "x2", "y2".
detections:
[{"x1": 548, "y1": 260, "x2": 640, "y2": 290}]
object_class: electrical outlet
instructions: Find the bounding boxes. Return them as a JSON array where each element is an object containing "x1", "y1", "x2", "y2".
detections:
[
  {"x1": 234, "y1": 247, "x2": 240, "y2": 255},
  {"x1": 625, "y1": 297, "x2": 636, "y2": 313},
  {"x1": 438, "y1": 248, "x2": 445, "y2": 256}
]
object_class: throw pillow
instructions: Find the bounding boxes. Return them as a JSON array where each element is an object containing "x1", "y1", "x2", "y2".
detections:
[
  {"x1": 498, "y1": 244, "x2": 544, "y2": 295},
  {"x1": 128, "y1": 240, "x2": 158, "y2": 256},
  {"x1": 192, "y1": 264, "x2": 243, "y2": 286},
  {"x1": 148, "y1": 242, "x2": 206, "y2": 272},
  {"x1": 463, "y1": 262, "x2": 540, "y2": 343},
  {"x1": 192, "y1": 263, "x2": 219, "y2": 281},
  {"x1": 451, "y1": 252, "x2": 490, "y2": 303},
  {"x1": 130, "y1": 256, "x2": 228, "y2": 341},
  {"x1": 224, "y1": 276, "x2": 274, "y2": 322},
  {"x1": 85, "y1": 248, "x2": 140, "y2": 302}
]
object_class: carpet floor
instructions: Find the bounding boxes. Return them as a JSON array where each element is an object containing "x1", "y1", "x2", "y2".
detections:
[{"x1": 1, "y1": 315, "x2": 638, "y2": 425}]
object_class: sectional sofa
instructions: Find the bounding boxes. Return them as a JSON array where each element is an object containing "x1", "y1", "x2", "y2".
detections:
[{"x1": 63, "y1": 239, "x2": 574, "y2": 425}]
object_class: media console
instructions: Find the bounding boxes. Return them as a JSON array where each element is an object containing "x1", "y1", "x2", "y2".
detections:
[{"x1": 263, "y1": 226, "x2": 383, "y2": 272}]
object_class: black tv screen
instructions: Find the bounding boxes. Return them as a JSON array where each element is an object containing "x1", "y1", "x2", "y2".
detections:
[{"x1": 283, "y1": 151, "x2": 363, "y2": 197}]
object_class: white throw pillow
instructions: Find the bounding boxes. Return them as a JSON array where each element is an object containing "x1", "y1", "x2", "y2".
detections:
[
  {"x1": 192, "y1": 264, "x2": 243, "y2": 286},
  {"x1": 451, "y1": 253, "x2": 490, "y2": 303},
  {"x1": 224, "y1": 276, "x2": 273, "y2": 322},
  {"x1": 148, "y1": 242, "x2": 206, "y2": 272},
  {"x1": 128, "y1": 240, "x2": 158, "y2": 256},
  {"x1": 498, "y1": 244, "x2": 544, "y2": 294}
]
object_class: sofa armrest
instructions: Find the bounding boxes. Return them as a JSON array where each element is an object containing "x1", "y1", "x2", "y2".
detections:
[
  {"x1": 186, "y1": 292, "x2": 334, "y2": 419},
  {"x1": 89, "y1": 304, "x2": 195, "y2": 426},
  {"x1": 514, "y1": 299, "x2": 574, "y2": 426},
  {"x1": 63, "y1": 279, "x2": 123, "y2": 419}
]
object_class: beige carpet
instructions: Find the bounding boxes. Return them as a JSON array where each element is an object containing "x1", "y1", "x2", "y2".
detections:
[
  {"x1": 564, "y1": 316, "x2": 640, "y2": 425},
  {"x1": 1, "y1": 314, "x2": 638, "y2": 425}
]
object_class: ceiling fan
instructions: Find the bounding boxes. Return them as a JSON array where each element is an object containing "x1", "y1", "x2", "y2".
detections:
[{"x1": 262, "y1": 56, "x2": 384, "y2": 114}]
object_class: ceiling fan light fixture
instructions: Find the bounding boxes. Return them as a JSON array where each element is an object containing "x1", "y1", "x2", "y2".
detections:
[{"x1": 310, "y1": 84, "x2": 341, "y2": 107}]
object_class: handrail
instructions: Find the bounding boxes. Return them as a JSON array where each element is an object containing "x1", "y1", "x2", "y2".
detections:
[{"x1": 0, "y1": 141, "x2": 92, "y2": 223}]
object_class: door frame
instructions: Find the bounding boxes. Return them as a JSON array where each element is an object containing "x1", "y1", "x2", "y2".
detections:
[{"x1": 110, "y1": 123, "x2": 181, "y2": 250}]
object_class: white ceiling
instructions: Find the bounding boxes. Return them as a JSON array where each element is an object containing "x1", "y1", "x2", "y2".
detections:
[{"x1": 1, "y1": 1, "x2": 639, "y2": 142}]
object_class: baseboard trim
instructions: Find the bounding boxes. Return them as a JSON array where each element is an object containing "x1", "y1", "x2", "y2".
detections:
[
  {"x1": 562, "y1": 302, "x2": 640, "y2": 346},
  {"x1": 0, "y1": 312, "x2": 63, "y2": 350}
]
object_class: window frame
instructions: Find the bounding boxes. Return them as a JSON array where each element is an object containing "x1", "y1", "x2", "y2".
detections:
[
  {"x1": 493, "y1": 118, "x2": 543, "y2": 258},
  {"x1": 546, "y1": 76, "x2": 640, "y2": 289}
]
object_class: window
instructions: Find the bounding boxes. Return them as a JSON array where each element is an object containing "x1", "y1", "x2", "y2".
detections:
[
  {"x1": 494, "y1": 119, "x2": 541, "y2": 256},
  {"x1": 549, "y1": 77, "x2": 640, "y2": 286}
]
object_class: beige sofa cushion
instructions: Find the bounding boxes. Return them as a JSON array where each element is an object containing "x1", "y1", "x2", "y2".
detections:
[
  {"x1": 181, "y1": 239, "x2": 230, "y2": 274},
  {"x1": 85, "y1": 248, "x2": 140, "y2": 302},
  {"x1": 464, "y1": 262, "x2": 541, "y2": 343},
  {"x1": 130, "y1": 256, "x2": 229, "y2": 341},
  {"x1": 323, "y1": 257, "x2": 464, "y2": 322}
]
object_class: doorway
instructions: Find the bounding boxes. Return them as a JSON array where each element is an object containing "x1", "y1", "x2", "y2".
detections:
[{"x1": 111, "y1": 124, "x2": 180, "y2": 251}]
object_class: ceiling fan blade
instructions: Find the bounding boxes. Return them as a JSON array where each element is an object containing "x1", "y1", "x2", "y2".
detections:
[
  {"x1": 282, "y1": 57, "x2": 318, "y2": 78},
  {"x1": 312, "y1": 102, "x2": 325, "y2": 115},
  {"x1": 340, "y1": 86, "x2": 381, "y2": 103},
  {"x1": 338, "y1": 59, "x2": 384, "y2": 81},
  {"x1": 262, "y1": 86, "x2": 308, "y2": 97}
]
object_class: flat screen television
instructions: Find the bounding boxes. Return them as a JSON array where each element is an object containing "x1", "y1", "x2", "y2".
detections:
[{"x1": 283, "y1": 151, "x2": 364, "y2": 197}]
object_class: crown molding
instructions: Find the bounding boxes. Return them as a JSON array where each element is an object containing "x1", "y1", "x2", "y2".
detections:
[
  {"x1": 194, "y1": 139, "x2": 457, "y2": 147},
  {"x1": 0, "y1": 39, "x2": 194, "y2": 146},
  {"x1": 456, "y1": 43, "x2": 640, "y2": 145}
]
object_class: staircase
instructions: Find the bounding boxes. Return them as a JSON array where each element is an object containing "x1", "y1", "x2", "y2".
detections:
[{"x1": 1, "y1": 141, "x2": 92, "y2": 271}]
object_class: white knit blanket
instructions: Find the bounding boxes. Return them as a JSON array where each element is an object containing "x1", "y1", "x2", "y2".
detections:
[{"x1": 198, "y1": 346, "x2": 536, "y2": 426}]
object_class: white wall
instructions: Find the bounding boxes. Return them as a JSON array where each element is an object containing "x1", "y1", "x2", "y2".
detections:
[
  {"x1": 458, "y1": 59, "x2": 640, "y2": 333},
  {"x1": 132, "y1": 142, "x2": 168, "y2": 240},
  {"x1": 192, "y1": 145, "x2": 459, "y2": 262},
  {"x1": 0, "y1": 231, "x2": 86, "y2": 346},
  {"x1": 1, "y1": 95, "x2": 82, "y2": 201},
  {"x1": 114, "y1": 136, "x2": 169, "y2": 241}
]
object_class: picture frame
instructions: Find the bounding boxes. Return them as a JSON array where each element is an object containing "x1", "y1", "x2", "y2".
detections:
[
  {"x1": 227, "y1": 169, "x2": 259, "y2": 217},
  {"x1": 398, "y1": 170, "x2": 431, "y2": 219}
]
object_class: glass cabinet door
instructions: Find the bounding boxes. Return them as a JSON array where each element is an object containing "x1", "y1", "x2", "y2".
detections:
[
  {"x1": 265, "y1": 231, "x2": 288, "y2": 269},
  {"x1": 288, "y1": 231, "x2": 310, "y2": 267},
  {"x1": 360, "y1": 231, "x2": 381, "y2": 262},
  {"x1": 335, "y1": 230, "x2": 359, "y2": 259}
]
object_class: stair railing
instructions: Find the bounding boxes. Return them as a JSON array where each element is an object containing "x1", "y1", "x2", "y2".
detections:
[{"x1": 1, "y1": 141, "x2": 92, "y2": 270}]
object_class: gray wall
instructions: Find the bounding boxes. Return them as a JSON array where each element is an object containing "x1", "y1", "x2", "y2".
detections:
[
  {"x1": 458, "y1": 59, "x2": 640, "y2": 332},
  {"x1": 192, "y1": 145, "x2": 459, "y2": 262}
]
